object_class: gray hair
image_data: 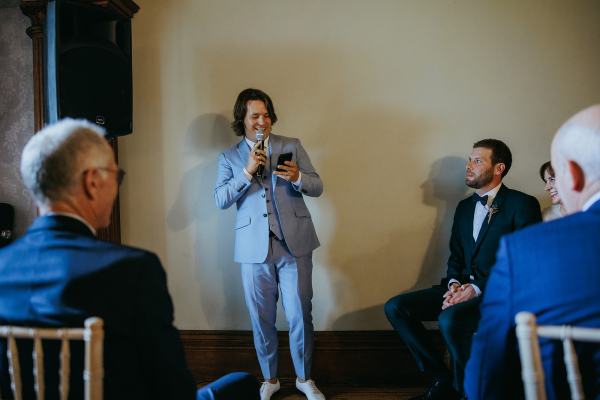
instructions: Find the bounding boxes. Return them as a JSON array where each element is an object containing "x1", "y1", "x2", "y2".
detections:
[
  {"x1": 552, "y1": 116, "x2": 600, "y2": 184},
  {"x1": 20, "y1": 118, "x2": 111, "y2": 205}
]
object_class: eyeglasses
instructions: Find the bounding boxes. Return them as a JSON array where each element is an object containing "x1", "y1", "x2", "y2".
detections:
[{"x1": 95, "y1": 167, "x2": 126, "y2": 186}]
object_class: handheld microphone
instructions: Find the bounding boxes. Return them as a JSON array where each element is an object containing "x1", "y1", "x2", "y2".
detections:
[{"x1": 255, "y1": 128, "x2": 265, "y2": 176}]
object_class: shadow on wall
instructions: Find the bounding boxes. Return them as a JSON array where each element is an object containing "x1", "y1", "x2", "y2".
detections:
[
  {"x1": 413, "y1": 156, "x2": 469, "y2": 289},
  {"x1": 165, "y1": 113, "x2": 247, "y2": 328},
  {"x1": 317, "y1": 104, "x2": 437, "y2": 330},
  {"x1": 331, "y1": 156, "x2": 468, "y2": 330}
]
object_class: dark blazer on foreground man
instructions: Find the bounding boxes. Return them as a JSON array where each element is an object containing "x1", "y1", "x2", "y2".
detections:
[
  {"x1": 0, "y1": 215, "x2": 198, "y2": 400},
  {"x1": 0, "y1": 118, "x2": 258, "y2": 400},
  {"x1": 466, "y1": 104, "x2": 600, "y2": 400},
  {"x1": 385, "y1": 139, "x2": 542, "y2": 400}
]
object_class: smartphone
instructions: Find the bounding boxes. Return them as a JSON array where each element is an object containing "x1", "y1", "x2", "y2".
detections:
[{"x1": 276, "y1": 152, "x2": 293, "y2": 171}]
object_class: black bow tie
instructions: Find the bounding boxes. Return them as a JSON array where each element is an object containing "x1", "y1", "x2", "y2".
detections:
[{"x1": 473, "y1": 193, "x2": 488, "y2": 206}]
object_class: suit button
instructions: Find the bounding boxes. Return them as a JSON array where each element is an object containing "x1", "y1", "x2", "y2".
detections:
[{"x1": 263, "y1": 214, "x2": 268, "y2": 217}]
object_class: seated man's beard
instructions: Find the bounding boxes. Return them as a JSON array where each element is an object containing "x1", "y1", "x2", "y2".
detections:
[{"x1": 466, "y1": 169, "x2": 494, "y2": 189}]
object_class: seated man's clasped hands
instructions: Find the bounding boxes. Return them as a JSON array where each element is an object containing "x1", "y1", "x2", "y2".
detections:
[{"x1": 441, "y1": 281, "x2": 477, "y2": 310}]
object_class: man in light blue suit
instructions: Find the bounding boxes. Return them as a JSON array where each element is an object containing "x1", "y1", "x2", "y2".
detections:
[
  {"x1": 215, "y1": 89, "x2": 325, "y2": 400},
  {"x1": 465, "y1": 104, "x2": 600, "y2": 400}
]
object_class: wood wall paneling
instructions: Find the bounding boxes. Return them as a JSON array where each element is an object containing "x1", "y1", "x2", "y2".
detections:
[
  {"x1": 19, "y1": 0, "x2": 46, "y2": 132},
  {"x1": 181, "y1": 330, "x2": 444, "y2": 385}
]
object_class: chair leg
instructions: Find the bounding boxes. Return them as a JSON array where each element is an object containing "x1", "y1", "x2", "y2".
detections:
[{"x1": 515, "y1": 312, "x2": 547, "y2": 400}]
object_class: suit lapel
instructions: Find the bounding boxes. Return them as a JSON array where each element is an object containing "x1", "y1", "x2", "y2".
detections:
[
  {"x1": 269, "y1": 134, "x2": 282, "y2": 171},
  {"x1": 465, "y1": 201, "x2": 476, "y2": 251},
  {"x1": 270, "y1": 134, "x2": 282, "y2": 188},
  {"x1": 235, "y1": 138, "x2": 250, "y2": 164}
]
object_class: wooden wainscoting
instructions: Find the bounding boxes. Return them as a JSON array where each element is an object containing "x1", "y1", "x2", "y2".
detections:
[{"x1": 180, "y1": 330, "x2": 444, "y2": 386}]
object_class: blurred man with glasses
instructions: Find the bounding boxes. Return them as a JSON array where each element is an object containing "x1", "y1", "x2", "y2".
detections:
[{"x1": 0, "y1": 119, "x2": 258, "y2": 400}]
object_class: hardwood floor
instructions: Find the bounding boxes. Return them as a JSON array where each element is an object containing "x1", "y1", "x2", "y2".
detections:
[
  {"x1": 272, "y1": 382, "x2": 423, "y2": 399},
  {"x1": 199, "y1": 381, "x2": 425, "y2": 399},
  {"x1": 183, "y1": 330, "x2": 443, "y2": 390}
]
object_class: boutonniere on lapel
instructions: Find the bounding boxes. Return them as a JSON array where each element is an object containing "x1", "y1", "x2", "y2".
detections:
[{"x1": 487, "y1": 204, "x2": 499, "y2": 224}]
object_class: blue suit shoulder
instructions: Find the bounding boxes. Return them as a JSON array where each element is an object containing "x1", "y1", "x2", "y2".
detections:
[
  {"x1": 85, "y1": 239, "x2": 165, "y2": 275},
  {"x1": 502, "y1": 206, "x2": 593, "y2": 245},
  {"x1": 90, "y1": 238, "x2": 158, "y2": 259}
]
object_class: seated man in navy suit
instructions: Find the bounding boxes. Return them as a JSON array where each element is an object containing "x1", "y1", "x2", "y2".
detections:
[
  {"x1": 0, "y1": 119, "x2": 259, "y2": 400},
  {"x1": 465, "y1": 105, "x2": 600, "y2": 400},
  {"x1": 385, "y1": 139, "x2": 541, "y2": 400}
]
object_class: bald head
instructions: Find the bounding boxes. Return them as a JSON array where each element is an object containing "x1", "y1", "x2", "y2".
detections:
[
  {"x1": 565, "y1": 105, "x2": 600, "y2": 130},
  {"x1": 551, "y1": 104, "x2": 600, "y2": 213}
]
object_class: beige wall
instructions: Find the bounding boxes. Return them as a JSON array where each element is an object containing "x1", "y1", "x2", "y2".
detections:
[{"x1": 119, "y1": 0, "x2": 600, "y2": 330}]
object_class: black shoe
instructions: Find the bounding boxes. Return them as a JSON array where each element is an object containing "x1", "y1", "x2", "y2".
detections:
[{"x1": 409, "y1": 379, "x2": 460, "y2": 400}]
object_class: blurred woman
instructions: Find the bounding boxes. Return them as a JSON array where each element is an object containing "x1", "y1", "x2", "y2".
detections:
[{"x1": 539, "y1": 161, "x2": 566, "y2": 221}]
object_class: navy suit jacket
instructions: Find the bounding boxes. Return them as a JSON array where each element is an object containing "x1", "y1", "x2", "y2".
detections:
[
  {"x1": 443, "y1": 184, "x2": 542, "y2": 291},
  {"x1": 214, "y1": 134, "x2": 322, "y2": 263},
  {"x1": 0, "y1": 216, "x2": 196, "y2": 400},
  {"x1": 465, "y1": 200, "x2": 600, "y2": 400}
]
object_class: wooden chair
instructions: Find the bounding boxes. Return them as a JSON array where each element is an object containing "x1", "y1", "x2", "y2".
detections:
[
  {"x1": 0, "y1": 317, "x2": 104, "y2": 400},
  {"x1": 515, "y1": 311, "x2": 600, "y2": 400}
]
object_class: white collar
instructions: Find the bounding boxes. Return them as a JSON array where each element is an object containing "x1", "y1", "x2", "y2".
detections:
[
  {"x1": 245, "y1": 135, "x2": 270, "y2": 149},
  {"x1": 478, "y1": 182, "x2": 503, "y2": 206},
  {"x1": 46, "y1": 212, "x2": 97, "y2": 236},
  {"x1": 583, "y1": 190, "x2": 600, "y2": 211}
]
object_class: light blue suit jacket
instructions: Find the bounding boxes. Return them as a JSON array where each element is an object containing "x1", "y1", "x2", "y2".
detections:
[
  {"x1": 465, "y1": 199, "x2": 600, "y2": 400},
  {"x1": 215, "y1": 134, "x2": 322, "y2": 264}
]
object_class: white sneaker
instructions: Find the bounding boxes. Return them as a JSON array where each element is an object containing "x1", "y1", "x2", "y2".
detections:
[
  {"x1": 296, "y1": 378, "x2": 325, "y2": 400},
  {"x1": 260, "y1": 380, "x2": 280, "y2": 400}
]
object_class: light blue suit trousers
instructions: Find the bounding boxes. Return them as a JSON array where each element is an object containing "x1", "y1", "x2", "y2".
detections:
[{"x1": 242, "y1": 237, "x2": 313, "y2": 380}]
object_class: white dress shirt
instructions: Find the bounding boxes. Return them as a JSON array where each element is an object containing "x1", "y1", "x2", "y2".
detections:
[{"x1": 472, "y1": 183, "x2": 502, "y2": 241}]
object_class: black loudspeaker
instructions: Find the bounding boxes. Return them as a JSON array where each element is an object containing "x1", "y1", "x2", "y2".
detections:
[
  {"x1": 0, "y1": 203, "x2": 15, "y2": 248},
  {"x1": 45, "y1": 0, "x2": 133, "y2": 136}
]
